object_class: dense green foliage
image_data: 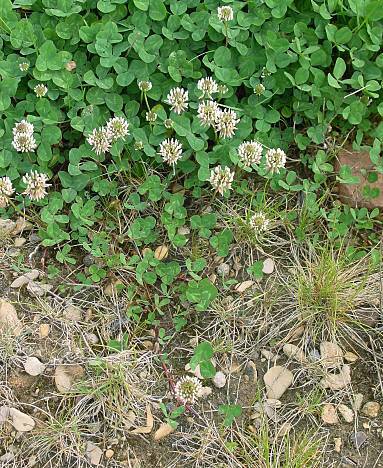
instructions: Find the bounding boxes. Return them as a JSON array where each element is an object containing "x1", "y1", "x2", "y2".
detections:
[{"x1": 0, "y1": 0, "x2": 382, "y2": 294}]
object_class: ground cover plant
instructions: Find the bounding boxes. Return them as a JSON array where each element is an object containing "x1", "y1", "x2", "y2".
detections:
[{"x1": 0, "y1": 0, "x2": 382, "y2": 467}]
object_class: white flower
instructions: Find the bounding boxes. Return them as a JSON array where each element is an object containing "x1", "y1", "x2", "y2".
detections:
[
  {"x1": 174, "y1": 376, "x2": 203, "y2": 404},
  {"x1": 250, "y1": 212, "x2": 270, "y2": 234},
  {"x1": 265, "y1": 148, "x2": 286, "y2": 174},
  {"x1": 197, "y1": 77, "x2": 218, "y2": 99},
  {"x1": 217, "y1": 84, "x2": 228, "y2": 95},
  {"x1": 12, "y1": 133, "x2": 37, "y2": 153},
  {"x1": 198, "y1": 100, "x2": 220, "y2": 127},
  {"x1": 19, "y1": 62, "x2": 29, "y2": 72},
  {"x1": 166, "y1": 87, "x2": 188, "y2": 114},
  {"x1": 217, "y1": 5, "x2": 234, "y2": 22},
  {"x1": 146, "y1": 111, "x2": 157, "y2": 122},
  {"x1": 13, "y1": 119, "x2": 34, "y2": 136},
  {"x1": 34, "y1": 84, "x2": 48, "y2": 98},
  {"x1": 254, "y1": 83, "x2": 265, "y2": 96},
  {"x1": 22, "y1": 171, "x2": 50, "y2": 201},
  {"x1": 237, "y1": 141, "x2": 263, "y2": 166},
  {"x1": 0, "y1": 177, "x2": 14, "y2": 208},
  {"x1": 87, "y1": 127, "x2": 112, "y2": 155},
  {"x1": 215, "y1": 108, "x2": 239, "y2": 139},
  {"x1": 164, "y1": 118, "x2": 173, "y2": 129},
  {"x1": 106, "y1": 116, "x2": 130, "y2": 141},
  {"x1": 209, "y1": 165, "x2": 235, "y2": 195},
  {"x1": 158, "y1": 138, "x2": 183, "y2": 166},
  {"x1": 138, "y1": 80, "x2": 152, "y2": 92}
]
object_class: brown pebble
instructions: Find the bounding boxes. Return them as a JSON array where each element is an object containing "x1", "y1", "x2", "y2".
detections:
[{"x1": 105, "y1": 449, "x2": 114, "y2": 459}]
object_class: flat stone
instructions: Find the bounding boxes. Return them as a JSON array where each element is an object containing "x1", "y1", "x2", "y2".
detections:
[
  {"x1": 335, "y1": 148, "x2": 383, "y2": 209},
  {"x1": 14, "y1": 237, "x2": 26, "y2": 247},
  {"x1": 349, "y1": 431, "x2": 367, "y2": 449},
  {"x1": 320, "y1": 341, "x2": 344, "y2": 368},
  {"x1": 0, "y1": 299, "x2": 22, "y2": 336},
  {"x1": 338, "y1": 404, "x2": 354, "y2": 423},
  {"x1": 63, "y1": 305, "x2": 82, "y2": 321},
  {"x1": 362, "y1": 401, "x2": 380, "y2": 418},
  {"x1": 283, "y1": 343, "x2": 307, "y2": 363},
  {"x1": 263, "y1": 366, "x2": 293, "y2": 399},
  {"x1": 322, "y1": 403, "x2": 338, "y2": 425},
  {"x1": 352, "y1": 393, "x2": 364, "y2": 411}
]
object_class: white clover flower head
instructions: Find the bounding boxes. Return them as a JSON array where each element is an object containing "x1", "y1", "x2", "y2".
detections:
[
  {"x1": 0, "y1": 177, "x2": 14, "y2": 198},
  {"x1": 197, "y1": 77, "x2": 218, "y2": 99},
  {"x1": 215, "y1": 108, "x2": 239, "y2": 139},
  {"x1": 158, "y1": 138, "x2": 183, "y2": 166},
  {"x1": 106, "y1": 116, "x2": 130, "y2": 141},
  {"x1": 22, "y1": 171, "x2": 50, "y2": 201},
  {"x1": 34, "y1": 84, "x2": 48, "y2": 98},
  {"x1": 164, "y1": 118, "x2": 173, "y2": 129},
  {"x1": 13, "y1": 119, "x2": 34, "y2": 137},
  {"x1": 237, "y1": 140, "x2": 263, "y2": 166},
  {"x1": 265, "y1": 148, "x2": 287, "y2": 174},
  {"x1": 217, "y1": 5, "x2": 234, "y2": 22},
  {"x1": 166, "y1": 87, "x2": 188, "y2": 114},
  {"x1": 174, "y1": 376, "x2": 203, "y2": 404},
  {"x1": 198, "y1": 100, "x2": 220, "y2": 127},
  {"x1": 134, "y1": 140, "x2": 144, "y2": 151},
  {"x1": 217, "y1": 84, "x2": 228, "y2": 95},
  {"x1": 209, "y1": 165, "x2": 235, "y2": 195},
  {"x1": 87, "y1": 127, "x2": 112, "y2": 155},
  {"x1": 250, "y1": 211, "x2": 270, "y2": 234},
  {"x1": 19, "y1": 62, "x2": 29, "y2": 72},
  {"x1": 12, "y1": 133, "x2": 37, "y2": 153},
  {"x1": 0, "y1": 177, "x2": 14, "y2": 207},
  {"x1": 138, "y1": 80, "x2": 152, "y2": 92},
  {"x1": 65, "y1": 60, "x2": 77, "y2": 71},
  {"x1": 254, "y1": 83, "x2": 266, "y2": 96},
  {"x1": 146, "y1": 111, "x2": 157, "y2": 122}
]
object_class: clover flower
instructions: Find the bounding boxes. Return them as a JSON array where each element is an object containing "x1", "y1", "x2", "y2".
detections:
[
  {"x1": 254, "y1": 83, "x2": 265, "y2": 96},
  {"x1": 0, "y1": 177, "x2": 14, "y2": 208},
  {"x1": 237, "y1": 140, "x2": 263, "y2": 166},
  {"x1": 217, "y1": 5, "x2": 234, "y2": 22},
  {"x1": 34, "y1": 84, "x2": 48, "y2": 98},
  {"x1": 250, "y1": 212, "x2": 270, "y2": 234},
  {"x1": 12, "y1": 133, "x2": 37, "y2": 153},
  {"x1": 146, "y1": 111, "x2": 157, "y2": 122},
  {"x1": 22, "y1": 171, "x2": 50, "y2": 201},
  {"x1": 13, "y1": 120, "x2": 34, "y2": 137},
  {"x1": 166, "y1": 87, "x2": 188, "y2": 114},
  {"x1": 87, "y1": 127, "x2": 112, "y2": 155},
  {"x1": 158, "y1": 138, "x2": 183, "y2": 166},
  {"x1": 19, "y1": 62, "x2": 29, "y2": 72},
  {"x1": 138, "y1": 80, "x2": 152, "y2": 92},
  {"x1": 174, "y1": 376, "x2": 203, "y2": 404},
  {"x1": 197, "y1": 77, "x2": 218, "y2": 99},
  {"x1": 65, "y1": 61, "x2": 77, "y2": 72},
  {"x1": 164, "y1": 118, "x2": 173, "y2": 129},
  {"x1": 209, "y1": 165, "x2": 235, "y2": 195},
  {"x1": 265, "y1": 148, "x2": 286, "y2": 174},
  {"x1": 134, "y1": 141, "x2": 144, "y2": 151},
  {"x1": 217, "y1": 84, "x2": 228, "y2": 95},
  {"x1": 106, "y1": 116, "x2": 130, "y2": 141},
  {"x1": 198, "y1": 100, "x2": 220, "y2": 127},
  {"x1": 215, "y1": 108, "x2": 239, "y2": 139}
]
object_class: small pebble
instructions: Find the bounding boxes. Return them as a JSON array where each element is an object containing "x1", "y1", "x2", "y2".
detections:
[
  {"x1": 334, "y1": 437, "x2": 342, "y2": 453},
  {"x1": 362, "y1": 401, "x2": 380, "y2": 418},
  {"x1": 105, "y1": 449, "x2": 114, "y2": 459},
  {"x1": 213, "y1": 371, "x2": 226, "y2": 388},
  {"x1": 349, "y1": 431, "x2": 367, "y2": 449},
  {"x1": 217, "y1": 263, "x2": 230, "y2": 276},
  {"x1": 14, "y1": 237, "x2": 26, "y2": 247}
]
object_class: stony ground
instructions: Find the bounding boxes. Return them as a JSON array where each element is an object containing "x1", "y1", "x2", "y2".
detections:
[{"x1": 0, "y1": 216, "x2": 382, "y2": 468}]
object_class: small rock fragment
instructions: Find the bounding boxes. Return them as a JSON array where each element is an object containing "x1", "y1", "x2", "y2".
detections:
[
  {"x1": 263, "y1": 366, "x2": 293, "y2": 399},
  {"x1": 0, "y1": 299, "x2": 22, "y2": 336},
  {"x1": 213, "y1": 371, "x2": 226, "y2": 388},
  {"x1": 86, "y1": 442, "x2": 103, "y2": 466},
  {"x1": 362, "y1": 401, "x2": 380, "y2": 418},
  {"x1": 322, "y1": 404, "x2": 338, "y2": 425},
  {"x1": 27, "y1": 281, "x2": 53, "y2": 297},
  {"x1": 8, "y1": 407, "x2": 35, "y2": 432},
  {"x1": 54, "y1": 364, "x2": 85, "y2": 393},
  {"x1": 283, "y1": 343, "x2": 307, "y2": 363},
  {"x1": 334, "y1": 437, "x2": 342, "y2": 453},
  {"x1": 14, "y1": 237, "x2": 26, "y2": 247},
  {"x1": 350, "y1": 431, "x2": 367, "y2": 449},
  {"x1": 10, "y1": 270, "x2": 39, "y2": 288},
  {"x1": 154, "y1": 423, "x2": 175, "y2": 441},
  {"x1": 344, "y1": 351, "x2": 358, "y2": 363},
  {"x1": 63, "y1": 305, "x2": 82, "y2": 322},
  {"x1": 338, "y1": 404, "x2": 354, "y2": 423},
  {"x1": 234, "y1": 280, "x2": 254, "y2": 293},
  {"x1": 320, "y1": 341, "x2": 344, "y2": 368},
  {"x1": 0, "y1": 218, "x2": 16, "y2": 235},
  {"x1": 321, "y1": 365, "x2": 351, "y2": 390},
  {"x1": 262, "y1": 258, "x2": 275, "y2": 274},
  {"x1": 217, "y1": 263, "x2": 230, "y2": 276},
  {"x1": 154, "y1": 245, "x2": 169, "y2": 261},
  {"x1": 24, "y1": 357, "x2": 45, "y2": 376},
  {"x1": 261, "y1": 349, "x2": 276, "y2": 360},
  {"x1": 39, "y1": 323, "x2": 50, "y2": 338},
  {"x1": 105, "y1": 449, "x2": 114, "y2": 459}
]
